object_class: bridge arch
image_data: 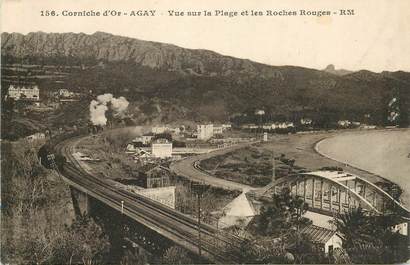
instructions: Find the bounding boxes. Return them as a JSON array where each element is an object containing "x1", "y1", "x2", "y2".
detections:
[{"x1": 267, "y1": 170, "x2": 409, "y2": 217}]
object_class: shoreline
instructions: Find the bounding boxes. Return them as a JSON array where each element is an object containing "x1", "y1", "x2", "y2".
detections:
[{"x1": 313, "y1": 128, "x2": 410, "y2": 209}]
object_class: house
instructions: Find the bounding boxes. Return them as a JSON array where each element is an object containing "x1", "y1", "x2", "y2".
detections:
[
  {"x1": 58, "y1": 89, "x2": 71, "y2": 98},
  {"x1": 361, "y1": 125, "x2": 376, "y2": 129},
  {"x1": 145, "y1": 166, "x2": 172, "y2": 188},
  {"x1": 300, "y1": 225, "x2": 342, "y2": 255},
  {"x1": 300, "y1": 118, "x2": 313, "y2": 125},
  {"x1": 271, "y1": 122, "x2": 294, "y2": 129},
  {"x1": 8, "y1": 84, "x2": 40, "y2": 101},
  {"x1": 25, "y1": 132, "x2": 46, "y2": 141},
  {"x1": 391, "y1": 221, "x2": 408, "y2": 236},
  {"x1": 126, "y1": 142, "x2": 143, "y2": 152},
  {"x1": 352, "y1": 121, "x2": 361, "y2": 127},
  {"x1": 132, "y1": 149, "x2": 152, "y2": 161},
  {"x1": 338, "y1": 120, "x2": 351, "y2": 127},
  {"x1": 152, "y1": 126, "x2": 169, "y2": 134},
  {"x1": 141, "y1": 134, "x2": 155, "y2": 144},
  {"x1": 213, "y1": 125, "x2": 224, "y2": 135},
  {"x1": 222, "y1": 124, "x2": 232, "y2": 130},
  {"x1": 242, "y1": 124, "x2": 258, "y2": 130},
  {"x1": 168, "y1": 127, "x2": 181, "y2": 135},
  {"x1": 133, "y1": 133, "x2": 154, "y2": 145},
  {"x1": 197, "y1": 124, "x2": 214, "y2": 140},
  {"x1": 152, "y1": 139, "x2": 173, "y2": 158}
]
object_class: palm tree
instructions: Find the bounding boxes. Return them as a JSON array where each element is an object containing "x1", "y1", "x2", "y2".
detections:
[{"x1": 331, "y1": 207, "x2": 374, "y2": 248}]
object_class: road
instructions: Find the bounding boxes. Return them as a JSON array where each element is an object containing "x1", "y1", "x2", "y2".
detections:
[
  {"x1": 54, "y1": 135, "x2": 243, "y2": 263},
  {"x1": 170, "y1": 130, "x2": 410, "y2": 201},
  {"x1": 170, "y1": 142, "x2": 258, "y2": 192}
]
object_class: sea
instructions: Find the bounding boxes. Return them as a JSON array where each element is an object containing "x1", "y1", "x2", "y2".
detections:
[{"x1": 316, "y1": 129, "x2": 410, "y2": 208}]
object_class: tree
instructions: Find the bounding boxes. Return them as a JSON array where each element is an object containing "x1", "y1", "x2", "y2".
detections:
[
  {"x1": 69, "y1": 215, "x2": 110, "y2": 265},
  {"x1": 14, "y1": 223, "x2": 55, "y2": 265},
  {"x1": 255, "y1": 186, "x2": 310, "y2": 236},
  {"x1": 331, "y1": 207, "x2": 408, "y2": 263},
  {"x1": 2, "y1": 140, "x2": 110, "y2": 265},
  {"x1": 51, "y1": 215, "x2": 110, "y2": 265},
  {"x1": 161, "y1": 246, "x2": 192, "y2": 264},
  {"x1": 331, "y1": 207, "x2": 376, "y2": 248}
]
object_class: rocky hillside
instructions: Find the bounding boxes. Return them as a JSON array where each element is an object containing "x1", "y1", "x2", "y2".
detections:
[
  {"x1": 323, "y1": 64, "x2": 352, "y2": 76},
  {"x1": 1, "y1": 31, "x2": 278, "y2": 77},
  {"x1": 1, "y1": 31, "x2": 409, "y2": 126}
]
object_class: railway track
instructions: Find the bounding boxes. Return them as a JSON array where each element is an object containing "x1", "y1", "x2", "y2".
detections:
[{"x1": 54, "y1": 136, "x2": 244, "y2": 263}]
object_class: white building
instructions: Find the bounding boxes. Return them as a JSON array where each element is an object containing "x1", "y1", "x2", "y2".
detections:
[
  {"x1": 352, "y1": 121, "x2": 361, "y2": 127},
  {"x1": 222, "y1": 124, "x2": 232, "y2": 129},
  {"x1": 300, "y1": 118, "x2": 313, "y2": 125},
  {"x1": 213, "y1": 125, "x2": 224, "y2": 135},
  {"x1": 58, "y1": 89, "x2": 71, "y2": 97},
  {"x1": 338, "y1": 120, "x2": 351, "y2": 127},
  {"x1": 152, "y1": 139, "x2": 173, "y2": 158},
  {"x1": 152, "y1": 126, "x2": 168, "y2": 134},
  {"x1": 271, "y1": 122, "x2": 294, "y2": 129},
  {"x1": 8, "y1": 85, "x2": 40, "y2": 101},
  {"x1": 197, "y1": 124, "x2": 214, "y2": 140},
  {"x1": 26, "y1": 132, "x2": 46, "y2": 141}
]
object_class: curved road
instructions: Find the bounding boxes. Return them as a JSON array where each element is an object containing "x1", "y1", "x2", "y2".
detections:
[{"x1": 170, "y1": 142, "x2": 258, "y2": 192}]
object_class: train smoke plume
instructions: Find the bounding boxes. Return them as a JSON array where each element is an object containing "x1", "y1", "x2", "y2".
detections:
[{"x1": 90, "y1": 93, "x2": 129, "y2": 126}]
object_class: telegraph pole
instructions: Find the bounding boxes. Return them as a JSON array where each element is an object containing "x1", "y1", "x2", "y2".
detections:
[
  {"x1": 191, "y1": 182, "x2": 209, "y2": 257},
  {"x1": 197, "y1": 191, "x2": 201, "y2": 257}
]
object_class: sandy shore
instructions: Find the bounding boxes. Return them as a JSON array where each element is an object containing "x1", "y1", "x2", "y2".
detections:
[{"x1": 315, "y1": 129, "x2": 410, "y2": 208}]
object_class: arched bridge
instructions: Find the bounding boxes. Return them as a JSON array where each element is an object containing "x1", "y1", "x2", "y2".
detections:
[{"x1": 265, "y1": 170, "x2": 410, "y2": 218}]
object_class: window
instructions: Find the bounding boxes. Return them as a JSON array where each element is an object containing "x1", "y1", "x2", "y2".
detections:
[{"x1": 328, "y1": 245, "x2": 334, "y2": 255}]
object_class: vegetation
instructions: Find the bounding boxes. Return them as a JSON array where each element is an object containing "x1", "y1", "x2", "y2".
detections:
[
  {"x1": 200, "y1": 147, "x2": 289, "y2": 187},
  {"x1": 331, "y1": 207, "x2": 408, "y2": 263},
  {"x1": 161, "y1": 246, "x2": 192, "y2": 264},
  {"x1": 239, "y1": 187, "x2": 334, "y2": 264},
  {"x1": 252, "y1": 187, "x2": 311, "y2": 237},
  {"x1": 1, "y1": 139, "x2": 110, "y2": 265}
]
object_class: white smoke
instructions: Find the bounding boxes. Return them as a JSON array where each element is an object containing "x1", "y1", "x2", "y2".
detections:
[
  {"x1": 111, "y1": 96, "x2": 129, "y2": 113},
  {"x1": 89, "y1": 93, "x2": 129, "y2": 126}
]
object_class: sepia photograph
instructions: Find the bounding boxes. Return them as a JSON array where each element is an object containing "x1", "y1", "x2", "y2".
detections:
[{"x1": 1, "y1": 0, "x2": 409, "y2": 264}]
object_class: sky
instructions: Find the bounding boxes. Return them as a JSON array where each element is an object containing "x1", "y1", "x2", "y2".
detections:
[{"x1": 1, "y1": 0, "x2": 410, "y2": 72}]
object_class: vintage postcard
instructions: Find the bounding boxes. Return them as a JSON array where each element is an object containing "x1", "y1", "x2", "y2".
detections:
[{"x1": 1, "y1": 0, "x2": 409, "y2": 264}]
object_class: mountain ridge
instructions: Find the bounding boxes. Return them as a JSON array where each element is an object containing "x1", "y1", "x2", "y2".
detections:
[{"x1": 1, "y1": 31, "x2": 409, "y2": 126}]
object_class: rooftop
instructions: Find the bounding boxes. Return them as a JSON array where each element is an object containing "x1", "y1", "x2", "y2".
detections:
[
  {"x1": 153, "y1": 138, "x2": 171, "y2": 144},
  {"x1": 303, "y1": 170, "x2": 357, "y2": 183},
  {"x1": 300, "y1": 224, "x2": 337, "y2": 244}
]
